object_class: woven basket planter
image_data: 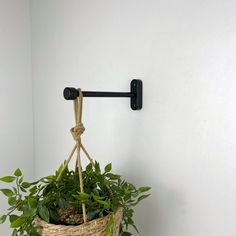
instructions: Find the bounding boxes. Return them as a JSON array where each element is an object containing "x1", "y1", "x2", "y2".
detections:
[{"x1": 35, "y1": 208, "x2": 123, "y2": 236}]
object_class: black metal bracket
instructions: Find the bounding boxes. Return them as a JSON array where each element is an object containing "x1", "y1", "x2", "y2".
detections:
[{"x1": 63, "y1": 79, "x2": 142, "y2": 110}]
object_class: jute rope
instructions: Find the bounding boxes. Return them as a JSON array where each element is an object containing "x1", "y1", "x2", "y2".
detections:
[{"x1": 57, "y1": 88, "x2": 95, "y2": 223}]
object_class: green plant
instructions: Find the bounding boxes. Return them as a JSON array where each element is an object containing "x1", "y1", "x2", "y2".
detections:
[{"x1": 0, "y1": 162, "x2": 151, "y2": 236}]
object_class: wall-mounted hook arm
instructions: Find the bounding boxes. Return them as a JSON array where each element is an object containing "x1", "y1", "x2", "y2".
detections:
[{"x1": 63, "y1": 79, "x2": 142, "y2": 110}]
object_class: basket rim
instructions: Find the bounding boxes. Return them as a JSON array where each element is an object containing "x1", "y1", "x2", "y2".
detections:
[{"x1": 35, "y1": 207, "x2": 123, "y2": 229}]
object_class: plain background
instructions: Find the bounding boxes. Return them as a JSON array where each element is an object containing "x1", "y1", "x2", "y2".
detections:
[
  {"x1": 0, "y1": 0, "x2": 33, "y2": 235},
  {"x1": 1, "y1": 0, "x2": 236, "y2": 235}
]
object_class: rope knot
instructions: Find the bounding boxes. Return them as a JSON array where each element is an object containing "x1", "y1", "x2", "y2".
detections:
[{"x1": 70, "y1": 123, "x2": 85, "y2": 141}]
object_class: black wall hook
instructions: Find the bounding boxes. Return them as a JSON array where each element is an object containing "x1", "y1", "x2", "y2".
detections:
[{"x1": 63, "y1": 79, "x2": 142, "y2": 110}]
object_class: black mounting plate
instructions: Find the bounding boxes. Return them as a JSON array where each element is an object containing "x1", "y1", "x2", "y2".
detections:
[{"x1": 130, "y1": 79, "x2": 142, "y2": 110}]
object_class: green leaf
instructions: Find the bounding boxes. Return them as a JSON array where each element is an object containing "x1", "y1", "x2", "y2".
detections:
[
  {"x1": 9, "y1": 215, "x2": 19, "y2": 223},
  {"x1": 96, "y1": 199, "x2": 110, "y2": 209},
  {"x1": 106, "y1": 173, "x2": 121, "y2": 180},
  {"x1": 106, "y1": 229, "x2": 111, "y2": 236},
  {"x1": 7, "y1": 206, "x2": 15, "y2": 211},
  {"x1": 127, "y1": 218, "x2": 134, "y2": 224},
  {"x1": 92, "y1": 194, "x2": 104, "y2": 201},
  {"x1": 138, "y1": 194, "x2": 150, "y2": 201},
  {"x1": 0, "y1": 189, "x2": 14, "y2": 197},
  {"x1": 44, "y1": 175, "x2": 55, "y2": 181},
  {"x1": 12, "y1": 187, "x2": 17, "y2": 194},
  {"x1": 8, "y1": 196, "x2": 17, "y2": 206},
  {"x1": 38, "y1": 205, "x2": 49, "y2": 223},
  {"x1": 121, "y1": 232, "x2": 132, "y2": 236},
  {"x1": 74, "y1": 192, "x2": 90, "y2": 200},
  {"x1": 79, "y1": 192, "x2": 90, "y2": 198},
  {"x1": 29, "y1": 186, "x2": 38, "y2": 195},
  {"x1": 106, "y1": 214, "x2": 114, "y2": 236},
  {"x1": 14, "y1": 168, "x2": 22, "y2": 177},
  {"x1": 20, "y1": 186, "x2": 26, "y2": 192},
  {"x1": 58, "y1": 198, "x2": 66, "y2": 209},
  {"x1": 49, "y1": 209, "x2": 59, "y2": 222},
  {"x1": 124, "y1": 193, "x2": 131, "y2": 202},
  {"x1": 21, "y1": 182, "x2": 32, "y2": 188},
  {"x1": 55, "y1": 164, "x2": 64, "y2": 179},
  {"x1": 105, "y1": 163, "x2": 112, "y2": 173},
  {"x1": 95, "y1": 162, "x2": 101, "y2": 173},
  {"x1": 0, "y1": 215, "x2": 7, "y2": 224},
  {"x1": 87, "y1": 208, "x2": 100, "y2": 220},
  {"x1": 19, "y1": 176, "x2": 23, "y2": 184},
  {"x1": 12, "y1": 229, "x2": 17, "y2": 236},
  {"x1": 11, "y1": 216, "x2": 25, "y2": 228},
  {"x1": 131, "y1": 224, "x2": 139, "y2": 233},
  {"x1": 28, "y1": 197, "x2": 38, "y2": 208},
  {"x1": 24, "y1": 206, "x2": 37, "y2": 217},
  {"x1": 86, "y1": 163, "x2": 93, "y2": 172},
  {"x1": 132, "y1": 194, "x2": 150, "y2": 206},
  {"x1": 138, "y1": 186, "x2": 151, "y2": 193},
  {"x1": 0, "y1": 176, "x2": 16, "y2": 183}
]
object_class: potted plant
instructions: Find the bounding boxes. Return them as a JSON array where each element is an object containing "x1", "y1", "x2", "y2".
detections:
[
  {"x1": 0, "y1": 89, "x2": 151, "y2": 235},
  {"x1": 0, "y1": 162, "x2": 151, "y2": 236}
]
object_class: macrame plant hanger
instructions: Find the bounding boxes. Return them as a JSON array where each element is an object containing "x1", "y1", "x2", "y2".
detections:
[
  {"x1": 57, "y1": 89, "x2": 94, "y2": 224},
  {"x1": 59, "y1": 80, "x2": 143, "y2": 224}
]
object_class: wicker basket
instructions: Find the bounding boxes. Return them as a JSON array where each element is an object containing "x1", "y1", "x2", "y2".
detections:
[{"x1": 35, "y1": 208, "x2": 123, "y2": 236}]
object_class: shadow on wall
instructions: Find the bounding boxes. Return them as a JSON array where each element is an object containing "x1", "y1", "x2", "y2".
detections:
[{"x1": 120, "y1": 158, "x2": 187, "y2": 235}]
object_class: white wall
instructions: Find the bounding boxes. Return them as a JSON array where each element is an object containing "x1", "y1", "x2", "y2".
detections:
[
  {"x1": 30, "y1": 0, "x2": 236, "y2": 235},
  {"x1": 0, "y1": 0, "x2": 34, "y2": 235}
]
